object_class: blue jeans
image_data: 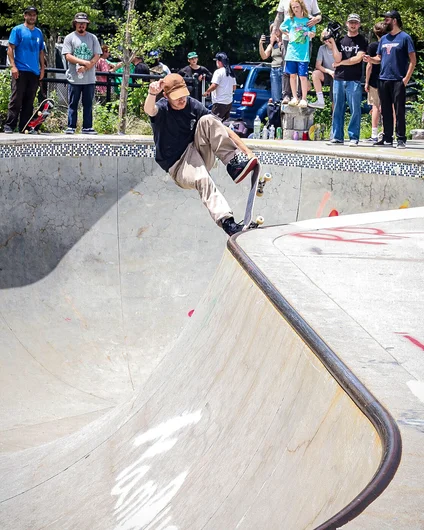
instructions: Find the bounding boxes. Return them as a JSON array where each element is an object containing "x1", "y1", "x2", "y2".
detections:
[
  {"x1": 270, "y1": 66, "x2": 283, "y2": 103},
  {"x1": 331, "y1": 80, "x2": 362, "y2": 142},
  {"x1": 68, "y1": 83, "x2": 95, "y2": 129}
]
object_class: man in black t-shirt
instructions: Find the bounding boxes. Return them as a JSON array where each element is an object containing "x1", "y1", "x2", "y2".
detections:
[
  {"x1": 178, "y1": 52, "x2": 212, "y2": 100},
  {"x1": 329, "y1": 13, "x2": 368, "y2": 146},
  {"x1": 144, "y1": 74, "x2": 259, "y2": 236}
]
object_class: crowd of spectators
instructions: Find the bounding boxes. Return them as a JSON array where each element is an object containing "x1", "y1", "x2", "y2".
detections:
[{"x1": 1, "y1": 4, "x2": 418, "y2": 147}]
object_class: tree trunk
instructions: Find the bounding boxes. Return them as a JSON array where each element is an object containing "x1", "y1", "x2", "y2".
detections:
[
  {"x1": 46, "y1": 33, "x2": 58, "y2": 69},
  {"x1": 118, "y1": 0, "x2": 135, "y2": 134}
]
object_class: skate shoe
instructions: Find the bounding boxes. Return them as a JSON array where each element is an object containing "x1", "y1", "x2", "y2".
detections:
[{"x1": 227, "y1": 154, "x2": 258, "y2": 184}]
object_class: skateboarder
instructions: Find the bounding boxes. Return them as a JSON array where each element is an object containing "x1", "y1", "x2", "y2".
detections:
[{"x1": 144, "y1": 73, "x2": 259, "y2": 236}]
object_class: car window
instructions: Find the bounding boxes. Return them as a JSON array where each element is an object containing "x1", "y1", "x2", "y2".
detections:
[
  {"x1": 232, "y1": 68, "x2": 249, "y2": 89},
  {"x1": 253, "y1": 69, "x2": 271, "y2": 91}
]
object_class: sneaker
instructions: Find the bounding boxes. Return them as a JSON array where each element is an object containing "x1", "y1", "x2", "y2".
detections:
[
  {"x1": 327, "y1": 138, "x2": 343, "y2": 145},
  {"x1": 227, "y1": 154, "x2": 258, "y2": 184},
  {"x1": 282, "y1": 96, "x2": 290, "y2": 105},
  {"x1": 222, "y1": 217, "x2": 243, "y2": 236},
  {"x1": 308, "y1": 100, "x2": 325, "y2": 109},
  {"x1": 288, "y1": 98, "x2": 299, "y2": 107},
  {"x1": 397, "y1": 140, "x2": 406, "y2": 149},
  {"x1": 82, "y1": 128, "x2": 98, "y2": 135},
  {"x1": 64, "y1": 127, "x2": 75, "y2": 135},
  {"x1": 365, "y1": 137, "x2": 378, "y2": 143},
  {"x1": 298, "y1": 99, "x2": 308, "y2": 108},
  {"x1": 349, "y1": 139, "x2": 359, "y2": 147},
  {"x1": 3, "y1": 125, "x2": 13, "y2": 134},
  {"x1": 373, "y1": 138, "x2": 393, "y2": 147}
]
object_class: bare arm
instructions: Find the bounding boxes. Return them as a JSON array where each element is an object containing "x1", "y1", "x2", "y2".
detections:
[
  {"x1": 259, "y1": 35, "x2": 272, "y2": 60},
  {"x1": 144, "y1": 79, "x2": 164, "y2": 116},
  {"x1": 363, "y1": 54, "x2": 381, "y2": 65},
  {"x1": 403, "y1": 52, "x2": 416, "y2": 85},
  {"x1": 203, "y1": 82, "x2": 218, "y2": 97},
  {"x1": 364, "y1": 62, "x2": 372, "y2": 91},
  {"x1": 272, "y1": 11, "x2": 284, "y2": 34},
  {"x1": 334, "y1": 51, "x2": 365, "y2": 67},
  {"x1": 7, "y1": 44, "x2": 19, "y2": 79}
]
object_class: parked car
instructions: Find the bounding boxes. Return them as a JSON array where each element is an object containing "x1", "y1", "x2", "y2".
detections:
[{"x1": 230, "y1": 62, "x2": 271, "y2": 131}]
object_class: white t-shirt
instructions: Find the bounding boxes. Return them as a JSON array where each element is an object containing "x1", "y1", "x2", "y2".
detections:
[
  {"x1": 211, "y1": 67, "x2": 236, "y2": 104},
  {"x1": 278, "y1": 0, "x2": 321, "y2": 40}
]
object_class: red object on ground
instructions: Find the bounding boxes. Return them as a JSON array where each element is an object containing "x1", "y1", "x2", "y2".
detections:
[
  {"x1": 329, "y1": 209, "x2": 339, "y2": 217},
  {"x1": 188, "y1": 309, "x2": 195, "y2": 317}
]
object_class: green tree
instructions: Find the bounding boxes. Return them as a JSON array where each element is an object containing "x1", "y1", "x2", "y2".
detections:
[
  {"x1": 106, "y1": 0, "x2": 185, "y2": 134},
  {"x1": 0, "y1": 0, "x2": 103, "y2": 67}
]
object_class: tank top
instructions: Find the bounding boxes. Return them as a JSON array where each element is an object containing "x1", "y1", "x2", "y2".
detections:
[{"x1": 271, "y1": 42, "x2": 283, "y2": 67}]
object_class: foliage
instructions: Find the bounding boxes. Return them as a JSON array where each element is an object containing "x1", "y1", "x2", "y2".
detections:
[{"x1": 0, "y1": 69, "x2": 12, "y2": 125}]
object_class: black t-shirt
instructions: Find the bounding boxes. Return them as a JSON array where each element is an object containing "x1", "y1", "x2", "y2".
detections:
[
  {"x1": 178, "y1": 65, "x2": 212, "y2": 81},
  {"x1": 134, "y1": 62, "x2": 150, "y2": 76},
  {"x1": 151, "y1": 96, "x2": 210, "y2": 172},
  {"x1": 334, "y1": 34, "x2": 368, "y2": 81},
  {"x1": 367, "y1": 41, "x2": 380, "y2": 88}
]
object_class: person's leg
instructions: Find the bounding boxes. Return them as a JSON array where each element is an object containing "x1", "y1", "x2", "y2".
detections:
[
  {"x1": 393, "y1": 80, "x2": 406, "y2": 143},
  {"x1": 330, "y1": 80, "x2": 345, "y2": 142},
  {"x1": 379, "y1": 80, "x2": 394, "y2": 143},
  {"x1": 270, "y1": 67, "x2": 282, "y2": 102},
  {"x1": 312, "y1": 70, "x2": 324, "y2": 94},
  {"x1": 19, "y1": 72, "x2": 40, "y2": 131},
  {"x1": 282, "y1": 40, "x2": 291, "y2": 102},
  {"x1": 169, "y1": 143, "x2": 233, "y2": 226},
  {"x1": 298, "y1": 62, "x2": 309, "y2": 105},
  {"x1": 345, "y1": 80, "x2": 362, "y2": 142},
  {"x1": 194, "y1": 115, "x2": 241, "y2": 170},
  {"x1": 68, "y1": 83, "x2": 82, "y2": 128},
  {"x1": 81, "y1": 84, "x2": 95, "y2": 129},
  {"x1": 5, "y1": 75, "x2": 25, "y2": 130},
  {"x1": 289, "y1": 74, "x2": 298, "y2": 102}
]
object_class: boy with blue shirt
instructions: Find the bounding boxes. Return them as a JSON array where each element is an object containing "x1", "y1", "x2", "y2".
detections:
[
  {"x1": 4, "y1": 7, "x2": 45, "y2": 133},
  {"x1": 364, "y1": 10, "x2": 416, "y2": 149}
]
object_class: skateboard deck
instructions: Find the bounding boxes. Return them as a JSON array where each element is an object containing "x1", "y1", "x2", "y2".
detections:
[
  {"x1": 242, "y1": 163, "x2": 271, "y2": 231},
  {"x1": 22, "y1": 98, "x2": 54, "y2": 134}
]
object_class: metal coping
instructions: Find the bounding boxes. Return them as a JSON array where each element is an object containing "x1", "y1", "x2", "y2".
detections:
[{"x1": 228, "y1": 234, "x2": 402, "y2": 530}]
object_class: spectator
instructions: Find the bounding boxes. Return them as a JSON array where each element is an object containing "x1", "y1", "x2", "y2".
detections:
[
  {"x1": 259, "y1": 25, "x2": 284, "y2": 103},
  {"x1": 3, "y1": 6, "x2": 45, "y2": 134},
  {"x1": 281, "y1": 0, "x2": 316, "y2": 108},
  {"x1": 148, "y1": 50, "x2": 171, "y2": 76},
  {"x1": 144, "y1": 74, "x2": 259, "y2": 236},
  {"x1": 364, "y1": 22, "x2": 386, "y2": 142},
  {"x1": 96, "y1": 45, "x2": 113, "y2": 97},
  {"x1": 365, "y1": 10, "x2": 416, "y2": 149},
  {"x1": 178, "y1": 51, "x2": 212, "y2": 100},
  {"x1": 132, "y1": 55, "x2": 150, "y2": 78},
  {"x1": 62, "y1": 13, "x2": 102, "y2": 134},
  {"x1": 272, "y1": 0, "x2": 321, "y2": 104},
  {"x1": 328, "y1": 13, "x2": 367, "y2": 146},
  {"x1": 203, "y1": 52, "x2": 236, "y2": 121},
  {"x1": 308, "y1": 30, "x2": 338, "y2": 109}
]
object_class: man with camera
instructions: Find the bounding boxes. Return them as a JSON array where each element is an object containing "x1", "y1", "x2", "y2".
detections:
[{"x1": 329, "y1": 13, "x2": 368, "y2": 146}]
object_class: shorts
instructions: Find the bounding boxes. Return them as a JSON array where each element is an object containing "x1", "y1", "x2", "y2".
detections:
[
  {"x1": 367, "y1": 85, "x2": 380, "y2": 107},
  {"x1": 284, "y1": 60, "x2": 309, "y2": 77}
]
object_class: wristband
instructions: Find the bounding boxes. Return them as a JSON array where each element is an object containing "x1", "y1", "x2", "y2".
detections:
[{"x1": 148, "y1": 92, "x2": 156, "y2": 96}]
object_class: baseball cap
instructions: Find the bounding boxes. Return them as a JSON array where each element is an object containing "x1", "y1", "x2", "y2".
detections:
[
  {"x1": 213, "y1": 52, "x2": 228, "y2": 62},
  {"x1": 187, "y1": 51, "x2": 198, "y2": 59},
  {"x1": 24, "y1": 6, "x2": 38, "y2": 14},
  {"x1": 347, "y1": 13, "x2": 361, "y2": 23},
  {"x1": 73, "y1": 12, "x2": 90, "y2": 23},
  {"x1": 163, "y1": 74, "x2": 190, "y2": 100},
  {"x1": 382, "y1": 9, "x2": 402, "y2": 20}
]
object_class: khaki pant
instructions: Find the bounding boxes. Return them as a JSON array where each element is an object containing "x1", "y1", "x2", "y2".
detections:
[{"x1": 168, "y1": 115, "x2": 238, "y2": 225}]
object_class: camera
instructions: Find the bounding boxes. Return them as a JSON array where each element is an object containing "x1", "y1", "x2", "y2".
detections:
[{"x1": 322, "y1": 21, "x2": 341, "y2": 41}]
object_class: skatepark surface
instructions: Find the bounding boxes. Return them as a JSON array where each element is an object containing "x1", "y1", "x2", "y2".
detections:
[{"x1": 1, "y1": 143, "x2": 424, "y2": 528}]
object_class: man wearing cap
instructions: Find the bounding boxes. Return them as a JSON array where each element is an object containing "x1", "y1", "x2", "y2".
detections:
[
  {"x1": 3, "y1": 7, "x2": 45, "y2": 134},
  {"x1": 144, "y1": 73, "x2": 259, "y2": 236},
  {"x1": 329, "y1": 14, "x2": 368, "y2": 146},
  {"x1": 203, "y1": 52, "x2": 236, "y2": 121},
  {"x1": 62, "y1": 13, "x2": 102, "y2": 134},
  {"x1": 364, "y1": 10, "x2": 416, "y2": 149},
  {"x1": 178, "y1": 52, "x2": 212, "y2": 100}
]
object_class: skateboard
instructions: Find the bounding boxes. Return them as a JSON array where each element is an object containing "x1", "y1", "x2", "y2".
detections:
[
  {"x1": 22, "y1": 98, "x2": 54, "y2": 134},
  {"x1": 242, "y1": 163, "x2": 272, "y2": 231}
]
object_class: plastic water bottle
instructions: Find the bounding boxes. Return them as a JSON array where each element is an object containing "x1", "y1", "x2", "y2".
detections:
[
  {"x1": 269, "y1": 125, "x2": 275, "y2": 140},
  {"x1": 293, "y1": 131, "x2": 299, "y2": 140},
  {"x1": 253, "y1": 115, "x2": 261, "y2": 139},
  {"x1": 76, "y1": 63, "x2": 84, "y2": 80},
  {"x1": 276, "y1": 127, "x2": 282, "y2": 139},
  {"x1": 262, "y1": 125, "x2": 268, "y2": 140}
]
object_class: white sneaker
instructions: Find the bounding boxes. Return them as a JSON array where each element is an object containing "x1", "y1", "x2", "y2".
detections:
[
  {"x1": 288, "y1": 98, "x2": 299, "y2": 107},
  {"x1": 282, "y1": 96, "x2": 290, "y2": 105},
  {"x1": 349, "y1": 139, "x2": 359, "y2": 147},
  {"x1": 308, "y1": 100, "x2": 325, "y2": 109},
  {"x1": 298, "y1": 99, "x2": 308, "y2": 108}
]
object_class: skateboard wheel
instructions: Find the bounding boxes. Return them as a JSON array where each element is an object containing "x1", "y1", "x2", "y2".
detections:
[
  {"x1": 256, "y1": 189, "x2": 264, "y2": 197},
  {"x1": 256, "y1": 216, "x2": 264, "y2": 225},
  {"x1": 37, "y1": 111, "x2": 42, "y2": 116},
  {"x1": 24, "y1": 130, "x2": 29, "y2": 134},
  {"x1": 264, "y1": 173, "x2": 272, "y2": 182}
]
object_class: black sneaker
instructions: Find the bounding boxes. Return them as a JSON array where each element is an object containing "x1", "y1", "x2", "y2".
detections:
[
  {"x1": 222, "y1": 217, "x2": 243, "y2": 236},
  {"x1": 82, "y1": 128, "x2": 98, "y2": 135},
  {"x1": 373, "y1": 138, "x2": 393, "y2": 147},
  {"x1": 227, "y1": 155, "x2": 258, "y2": 184},
  {"x1": 397, "y1": 140, "x2": 406, "y2": 149},
  {"x1": 4, "y1": 125, "x2": 13, "y2": 134}
]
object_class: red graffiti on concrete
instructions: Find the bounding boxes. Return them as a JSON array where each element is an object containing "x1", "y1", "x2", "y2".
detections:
[
  {"x1": 395, "y1": 333, "x2": 424, "y2": 351},
  {"x1": 291, "y1": 227, "x2": 412, "y2": 245}
]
